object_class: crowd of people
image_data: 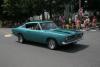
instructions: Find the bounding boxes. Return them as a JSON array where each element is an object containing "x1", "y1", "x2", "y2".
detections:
[
  {"x1": 53, "y1": 8, "x2": 98, "y2": 31},
  {"x1": 57, "y1": 15, "x2": 97, "y2": 31}
]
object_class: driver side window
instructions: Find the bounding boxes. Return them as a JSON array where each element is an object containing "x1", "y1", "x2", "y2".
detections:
[{"x1": 25, "y1": 23, "x2": 40, "y2": 30}]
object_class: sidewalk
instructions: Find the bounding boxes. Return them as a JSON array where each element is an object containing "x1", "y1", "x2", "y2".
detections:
[
  {"x1": 97, "y1": 22, "x2": 100, "y2": 29},
  {"x1": 80, "y1": 27, "x2": 99, "y2": 32}
]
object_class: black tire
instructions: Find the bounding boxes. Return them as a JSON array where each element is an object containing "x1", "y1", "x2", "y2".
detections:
[
  {"x1": 17, "y1": 34, "x2": 25, "y2": 43},
  {"x1": 47, "y1": 39, "x2": 57, "y2": 50}
]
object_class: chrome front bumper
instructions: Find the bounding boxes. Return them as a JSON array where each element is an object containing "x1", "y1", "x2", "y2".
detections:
[{"x1": 61, "y1": 38, "x2": 82, "y2": 45}]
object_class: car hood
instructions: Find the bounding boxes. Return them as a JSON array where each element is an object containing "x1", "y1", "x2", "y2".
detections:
[{"x1": 49, "y1": 28, "x2": 80, "y2": 36}]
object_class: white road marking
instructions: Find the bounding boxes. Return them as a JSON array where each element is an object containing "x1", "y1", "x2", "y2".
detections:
[{"x1": 4, "y1": 34, "x2": 12, "y2": 37}]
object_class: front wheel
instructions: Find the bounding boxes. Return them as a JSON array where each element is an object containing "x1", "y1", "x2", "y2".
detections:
[{"x1": 47, "y1": 39, "x2": 57, "y2": 50}]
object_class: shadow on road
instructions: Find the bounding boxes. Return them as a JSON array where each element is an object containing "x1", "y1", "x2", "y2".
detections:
[
  {"x1": 56, "y1": 44, "x2": 89, "y2": 53},
  {"x1": 17, "y1": 41, "x2": 89, "y2": 53}
]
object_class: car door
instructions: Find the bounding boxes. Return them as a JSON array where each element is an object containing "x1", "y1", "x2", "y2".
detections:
[{"x1": 24, "y1": 23, "x2": 43, "y2": 42}]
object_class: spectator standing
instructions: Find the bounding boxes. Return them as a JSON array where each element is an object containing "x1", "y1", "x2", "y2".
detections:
[
  {"x1": 59, "y1": 16, "x2": 65, "y2": 29},
  {"x1": 92, "y1": 16, "x2": 97, "y2": 29},
  {"x1": 83, "y1": 17, "x2": 90, "y2": 31},
  {"x1": 75, "y1": 17, "x2": 81, "y2": 30},
  {"x1": 68, "y1": 17, "x2": 72, "y2": 28}
]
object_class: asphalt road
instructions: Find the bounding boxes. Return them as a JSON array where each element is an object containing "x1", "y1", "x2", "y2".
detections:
[{"x1": 0, "y1": 28, "x2": 100, "y2": 67}]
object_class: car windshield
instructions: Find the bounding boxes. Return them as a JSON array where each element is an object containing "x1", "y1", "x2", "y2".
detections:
[{"x1": 40, "y1": 22, "x2": 58, "y2": 30}]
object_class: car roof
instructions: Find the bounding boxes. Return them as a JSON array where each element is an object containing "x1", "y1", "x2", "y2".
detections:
[{"x1": 25, "y1": 20, "x2": 53, "y2": 24}]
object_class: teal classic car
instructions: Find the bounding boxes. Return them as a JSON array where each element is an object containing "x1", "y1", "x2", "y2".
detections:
[{"x1": 12, "y1": 21, "x2": 83, "y2": 49}]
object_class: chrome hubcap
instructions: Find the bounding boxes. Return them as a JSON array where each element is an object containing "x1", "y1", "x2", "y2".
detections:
[
  {"x1": 18, "y1": 35, "x2": 23, "y2": 43},
  {"x1": 48, "y1": 40, "x2": 56, "y2": 49}
]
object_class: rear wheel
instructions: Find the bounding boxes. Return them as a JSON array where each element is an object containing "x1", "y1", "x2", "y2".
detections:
[
  {"x1": 17, "y1": 34, "x2": 24, "y2": 43},
  {"x1": 47, "y1": 39, "x2": 57, "y2": 50}
]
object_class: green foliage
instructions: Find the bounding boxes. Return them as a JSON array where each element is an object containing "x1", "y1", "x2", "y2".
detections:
[
  {"x1": 2, "y1": 0, "x2": 40, "y2": 21},
  {"x1": 1, "y1": 0, "x2": 69, "y2": 21},
  {"x1": 0, "y1": 0, "x2": 3, "y2": 19}
]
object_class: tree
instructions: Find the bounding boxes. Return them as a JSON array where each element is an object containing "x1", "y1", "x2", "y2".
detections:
[
  {"x1": 42, "y1": 0, "x2": 69, "y2": 19},
  {"x1": 2, "y1": 0, "x2": 70, "y2": 21},
  {"x1": 2, "y1": 0, "x2": 40, "y2": 21},
  {"x1": 0, "y1": 0, "x2": 3, "y2": 19}
]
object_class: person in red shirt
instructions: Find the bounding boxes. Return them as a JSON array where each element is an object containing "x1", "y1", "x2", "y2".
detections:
[{"x1": 75, "y1": 17, "x2": 81, "y2": 30}]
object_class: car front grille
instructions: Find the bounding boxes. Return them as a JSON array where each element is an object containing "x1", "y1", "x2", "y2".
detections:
[{"x1": 67, "y1": 34, "x2": 82, "y2": 41}]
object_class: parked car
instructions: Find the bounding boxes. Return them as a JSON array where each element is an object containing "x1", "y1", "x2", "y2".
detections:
[{"x1": 12, "y1": 21, "x2": 83, "y2": 50}]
